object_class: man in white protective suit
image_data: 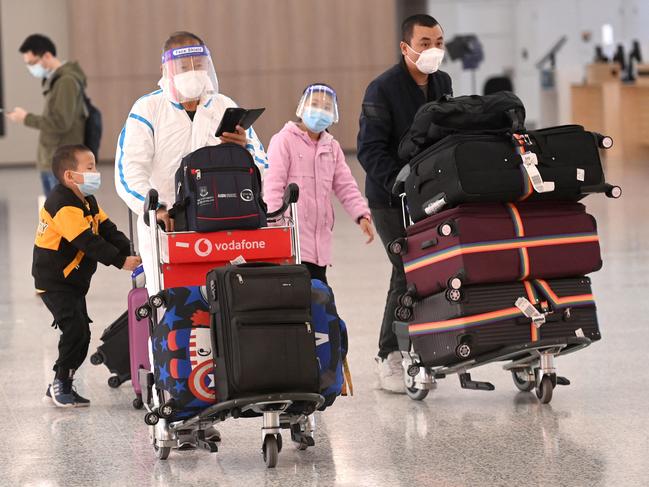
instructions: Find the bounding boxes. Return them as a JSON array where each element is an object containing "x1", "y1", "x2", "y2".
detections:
[{"x1": 115, "y1": 31, "x2": 268, "y2": 288}]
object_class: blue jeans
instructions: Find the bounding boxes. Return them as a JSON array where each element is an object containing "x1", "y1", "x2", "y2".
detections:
[{"x1": 40, "y1": 171, "x2": 59, "y2": 197}]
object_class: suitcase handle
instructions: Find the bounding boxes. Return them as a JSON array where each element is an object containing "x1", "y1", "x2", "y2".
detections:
[
  {"x1": 420, "y1": 238, "x2": 438, "y2": 250},
  {"x1": 581, "y1": 183, "x2": 622, "y2": 199}
]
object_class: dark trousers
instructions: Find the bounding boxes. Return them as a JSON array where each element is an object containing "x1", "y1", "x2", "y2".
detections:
[
  {"x1": 371, "y1": 207, "x2": 407, "y2": 359},
  {"x1": 303, "y1": 262, "x2": 328, "y2": 284},
  {"x1": 41, "y1": 291, "x2": 91, "y2": 379}
]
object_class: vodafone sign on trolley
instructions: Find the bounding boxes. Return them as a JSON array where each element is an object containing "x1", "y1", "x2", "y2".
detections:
[{"x1": 159, "y1": 227, "x2": 295, "y2": 288}]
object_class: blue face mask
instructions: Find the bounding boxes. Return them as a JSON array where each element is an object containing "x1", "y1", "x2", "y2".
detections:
[
  {"x1": 72, "y1": 171, "x2": 101, "y2": 196},
  {"x1": 27, "y1": 62, "x2": 49, "y2": 79},
  {"x1": 302, "y1": 109, "x2": 334, "y2": 133}
]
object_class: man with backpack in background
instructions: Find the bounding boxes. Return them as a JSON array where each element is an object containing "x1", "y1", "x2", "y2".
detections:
[{"x1": 6, "y1": 34, "x2": 94, "y2": 201}]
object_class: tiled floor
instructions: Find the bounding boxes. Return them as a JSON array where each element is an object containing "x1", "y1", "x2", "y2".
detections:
[{"x1": 0, "y1": 156, "x2": 647, "y2": 486}]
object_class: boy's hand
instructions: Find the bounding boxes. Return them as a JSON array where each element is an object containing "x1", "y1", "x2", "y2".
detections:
[
  {"x1": 122, "y1": 256, "x2": 142, "y2": 271},
  {"x1": 360, "y1": 217, "x2": 374, "y2": 244}
]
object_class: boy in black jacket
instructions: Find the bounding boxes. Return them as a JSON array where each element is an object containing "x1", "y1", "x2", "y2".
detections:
[
  {"x1": 33, "y1": 144, "x2": 141, "y2": 407},
  {"x1": 357, "y1": 14, "x2": 452, "y2": 393}
]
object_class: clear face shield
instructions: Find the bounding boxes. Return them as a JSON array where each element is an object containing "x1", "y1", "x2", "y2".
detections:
[
  {"x1": 159, "y1": 44, "x2": 219, "y2": 103},
  {"x1": 296, "y1": 84, "x2": 339, "y2": 133}
]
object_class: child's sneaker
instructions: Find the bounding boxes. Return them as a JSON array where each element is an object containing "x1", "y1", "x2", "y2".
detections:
[
  {"x1": 42, "y1": 384, "x2": 54, "y2": 405},
  {"x1": 50, "y1": 379, "x2": 76, "y2": 408},
  {"x1": 70, "y1": 384, "x2": 90, "y2": 407}
]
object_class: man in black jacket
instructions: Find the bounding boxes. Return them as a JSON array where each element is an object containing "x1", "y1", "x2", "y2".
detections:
[{"x1": 357, "y1": 14, "x2": 452, "y2": 393}]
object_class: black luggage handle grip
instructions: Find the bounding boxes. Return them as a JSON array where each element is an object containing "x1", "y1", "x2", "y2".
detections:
[
  {"x1": 267, "y1": 183, "x2": 300, "y2": 219},
  {"x1": 142, "y1": 189, "x2": 167, "y2": 230},
  {"x1": 581, "y1": 183, "x2": 622, "y2": 199}
]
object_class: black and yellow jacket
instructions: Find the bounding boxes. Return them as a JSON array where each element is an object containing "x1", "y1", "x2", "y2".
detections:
[{"x1": 33, "y1": 184, "x2": 131, "y2": 294}]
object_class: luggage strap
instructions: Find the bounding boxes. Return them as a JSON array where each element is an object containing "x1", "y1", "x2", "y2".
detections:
[
  {"x1": 407, "y1": 280, "x2": 594, "y2": 338},
  {"x1": 512, "y1": 133, "x2": 555, "y2": 200},
  {"x1": 506, "y1": 203, "x2": 530, "y2": 280},
  {"x1": 341, "y1": 358, "x2": 354, "y2": 396},
  {"x1": 403, "y1": 231, "x2": 599, "y2": 274}
]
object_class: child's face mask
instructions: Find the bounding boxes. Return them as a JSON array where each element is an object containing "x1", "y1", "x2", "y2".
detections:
[{"x1": 71, "y1": 171, "x2": 101, "y2": 196}]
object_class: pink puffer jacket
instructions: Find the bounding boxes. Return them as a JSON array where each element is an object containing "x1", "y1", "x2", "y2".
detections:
[{"x1": 264, "y1": 122, "x2": 370, "y2": 266}]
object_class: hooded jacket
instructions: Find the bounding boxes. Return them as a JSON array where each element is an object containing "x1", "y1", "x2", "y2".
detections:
[
  {"x1": 264, "y1": 122, "x2": 370, "y2": 267},
  {"x1": 24, "y1": 61, "x2": 87, "y2": 171}
]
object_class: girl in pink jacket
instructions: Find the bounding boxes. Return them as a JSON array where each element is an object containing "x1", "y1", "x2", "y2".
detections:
[{"x1": 264, "y1": 83, "x2": 374, "y2": 283}]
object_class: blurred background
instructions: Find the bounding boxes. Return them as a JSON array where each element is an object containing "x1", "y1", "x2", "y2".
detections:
[{"x1": 1, "y1": 0, "x2": 648, "y2": 163}]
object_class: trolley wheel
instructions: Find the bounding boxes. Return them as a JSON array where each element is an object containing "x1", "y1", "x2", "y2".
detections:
[
  {"x1": 536, "y1": 375, "x2": 554, "y2": 404},
  {"x1": 262, "y1": 435, "x2": 279, "y2": 468},
  {"x1": 154, "y1": 444, "x2": 171, "y2": 460},
  {"x1": 296, "y1": 439, "x2": 309, "y2": 451},
  {"x1": 398, "y1": 293, "x2": 415, "y2": 308},
  {"x1": 511, "y1": 370, "x2": 534, "y2": 392},
  {"x1": 144, "y1": 412, "x2": 159, "y2": 426},
  {"x1": 394, "y1": 306, "x2": 413, "y2": 321},
  {"x1": 132, "y1": 396, "x2": 144, "y2": 410},
  {"x1": 406, "y1": 386, "x2": 429, "y2": 401},
  {"x1": 90, "y1": 352, "x2": 104, "y2": 366},
  {"x1": 276, "y1": 433, "x2": 283, "y2": 453},
  {"x1": 149, "y1": 294, "x2": 165, "y2": 309},
  {"x1": 107, "y1": 376, "x2": 121, "y2": 388},
  {"x1": 136, "y1": 305, "x2": 150, "y2": 320},
  {"x1": 388, "y1": 238, "x2": 406, "y2": 256}
]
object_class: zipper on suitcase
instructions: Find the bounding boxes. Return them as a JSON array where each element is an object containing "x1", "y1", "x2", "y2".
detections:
[{"x1": 191, "y1": 167, "x2": 251, "y2": 181}]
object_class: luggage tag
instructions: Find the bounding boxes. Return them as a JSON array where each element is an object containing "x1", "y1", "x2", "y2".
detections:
[
  {"x1": 515, "y1": 297, "x2": 546, "y2": 328},
  {"x1": 230, "y1": 255, "x2": 247, "y2": 265},
  {"x1": 520, "y1": 152, "x2": 555, "y2": 193}
]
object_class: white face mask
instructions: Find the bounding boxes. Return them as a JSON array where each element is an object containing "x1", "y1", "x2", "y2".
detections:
[
  {"x1": 406, "y1": 45, "x2": 445, "y2": 74},
  {"x1": 173, "y1": 70, "x2": 209, "y2": 100}
]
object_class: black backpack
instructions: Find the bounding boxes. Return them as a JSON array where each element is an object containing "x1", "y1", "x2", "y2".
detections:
[
  {"x1": 171, "y1": 143, "x2": 267, "y2": 232},
  {"x1": 398, "y1": 91, "x2": 526, "y2": 162},
  {"x1": 81, "y1": 89, "x2": 102, "y2": 160}
]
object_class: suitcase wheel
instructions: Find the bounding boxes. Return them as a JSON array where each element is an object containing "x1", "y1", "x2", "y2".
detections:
[
  {"x1": 445, "y1": 289, "x2": 462, "y2": 303},
  {"x1": 438, "y1": 220, "x2": 456, "y2": 237},
  {"x1": 448, "y1": 276, "x2": 463, "y2": 290},
  {"x1": 599, "y1": 135, "x2": 614, "y2": 149},
  {"x1": 136, "y1": 305, "x2": 151, "y2": 320},
  {"x1": 606, "y1": 185, "x2": 622, "y2": 199},
  {"x1": 398, "y1": 293, "x2": 415, "y2": 308},
  {"x1": 394, "y1": 306, "x2": 413, "y2": 321},
  {"x1": 107, "y1": 375, "x2": 122, "y2": 388},
  {"x1": 132, "y1": 396, "x2": 144, "y2": 409},
  {"x1": 149, "y1": 294, "x2": 166, "y2": 309},
  {"x1": 388, "y1": 238, "x2": 407, "y2": 255},
  {"x1": 144, "y1": 411, "x2": 160, "y2": 426},
  {"x1": 158, "y1": 400, "x2": 176, "y2": 419},
  {"x1": 455, "y1": 342, "x2": 472, "y2": 360},
  {"x1": 89, "y1": 352, "x2": 104, "y2": 366}
]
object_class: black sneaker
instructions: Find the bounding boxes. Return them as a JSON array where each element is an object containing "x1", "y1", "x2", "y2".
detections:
[
  {"x1": 50, "y1": 379, "x2": 76, "y2": 408},
  {"x1": 71, "y1": 385, "x2": 90, "y2": 407},
  {"x1": 42, "y1": 384, "x2": 54, "y2": 405}
]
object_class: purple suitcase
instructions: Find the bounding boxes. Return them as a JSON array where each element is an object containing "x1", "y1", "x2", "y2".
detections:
[{"x1": 128, "y1": 286, "x2": 149, "y2": 409}]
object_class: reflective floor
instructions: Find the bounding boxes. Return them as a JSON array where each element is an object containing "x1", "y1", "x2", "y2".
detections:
[{"x1": 0, "y1": 156, "x2": 647, "y2": 486}]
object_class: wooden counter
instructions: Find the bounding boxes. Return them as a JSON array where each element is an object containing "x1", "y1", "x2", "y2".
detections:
[{"x1": 572, "y1": 83, "x2": 649, "y2": 161}]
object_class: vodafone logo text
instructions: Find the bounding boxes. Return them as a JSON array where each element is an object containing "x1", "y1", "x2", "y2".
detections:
[{"x1": 194, "y1": 238, "x2": 266, "y2": 257}]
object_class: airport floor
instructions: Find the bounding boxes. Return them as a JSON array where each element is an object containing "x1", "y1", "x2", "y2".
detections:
[{"x1": 0, "y1": 156, "x2": 647, "y2": 487}]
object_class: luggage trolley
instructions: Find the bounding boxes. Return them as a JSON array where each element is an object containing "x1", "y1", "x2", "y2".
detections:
[
  {"x1": 388, "y1": 167, "x2": 601, "y2": 405},
  {"x1": 137, "y1": 184, "x2": 324, "y2": 467}
]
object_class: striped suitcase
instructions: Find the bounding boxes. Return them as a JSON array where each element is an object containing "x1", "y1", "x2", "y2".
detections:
[
  {"x1": 394, "y1": 277, "x2": 600, "y2": 367},
  {"x1": 398, "y1": 202, "x2": 601, "y2": 299}
]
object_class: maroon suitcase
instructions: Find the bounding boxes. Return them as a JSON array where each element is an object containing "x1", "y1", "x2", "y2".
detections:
[
  {"x1": 394, "y1": 277, "x2": 600, "y2": 367},
  {"x1": 398, "y1": 202, "x2": 601, "y2": 298}
]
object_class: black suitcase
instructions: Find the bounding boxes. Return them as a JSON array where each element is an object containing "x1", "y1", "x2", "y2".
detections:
[
  {"x1": 394, "y1": 277, "x2": 600, "y2": 367},
  {"x1": 90, "y1": 311, "x2": 131, "y2": 388},
  {"x1": 171, "y1": 143, "x2": 267, "y2": 232},
  {"x1": 206, "y1": 263, "x2": 319, "y2": 400},
  {"x1": 400, "y1": 125, "x2": 618, "y2": 222}
]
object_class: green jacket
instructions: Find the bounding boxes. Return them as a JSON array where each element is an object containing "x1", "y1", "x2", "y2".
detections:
[{"x1": 24, "y1": 62, "x2": 87, "y2": 171}]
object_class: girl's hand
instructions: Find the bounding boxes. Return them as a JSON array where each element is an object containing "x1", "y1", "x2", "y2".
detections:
[{"x1": 359, "y1": 217, "x2": 374, "y2": 244}]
